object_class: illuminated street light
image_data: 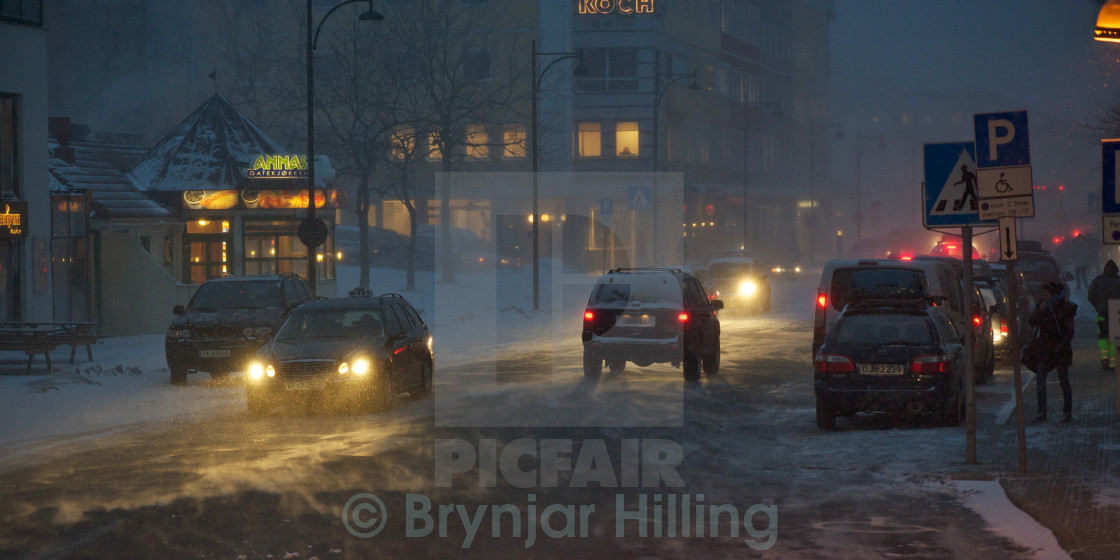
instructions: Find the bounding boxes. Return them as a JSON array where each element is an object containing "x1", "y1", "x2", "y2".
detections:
[
  {"x1": 1096, "y1": 0, "x2": 1120, "y2": 42},
  {"x1": 531, "y1": 41, "x2": 587, "y2": 310},
  {"x1": 305, "y1": 0, "x2": 382, "y2": 294}
]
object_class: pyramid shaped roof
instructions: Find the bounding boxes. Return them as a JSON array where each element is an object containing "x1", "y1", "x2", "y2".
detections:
[{"x1": 129, "y1": 94, "x2": 322, "y2": 191}]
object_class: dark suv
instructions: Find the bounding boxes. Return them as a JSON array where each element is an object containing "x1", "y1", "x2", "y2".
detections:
[
  {"x1": 582, "y1": 268, "x2": 723, "y2": 381},
  {"x1": 165, "y1": 274, "x2": 313, "y2": 384}
]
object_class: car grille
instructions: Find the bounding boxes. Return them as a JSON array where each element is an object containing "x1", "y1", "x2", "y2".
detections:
[
  {"x1": 278, "y1": 359, "x2": 337, "y2": 377},
  {"x1": 192, "y1": 325, "x2": 243, "y2": 339}
]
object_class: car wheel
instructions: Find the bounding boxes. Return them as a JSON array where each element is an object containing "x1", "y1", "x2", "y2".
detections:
[
  {"x1": 412, "y1": 362, "x2": 433, "y2": 398},
  {"x1": 583, "y1": 349, "x2": 603, "y2": 379},
  {"x1": 816, "y1": 397, "x2": 836, "y2": 430},
  {"x1": 682, "y1": 351, "x2": 701, "y2": 382},
  {"x1": 702, "y1": 345, "x2": 720, "y2": 375},
  {"x1": 170, "y1": 368, "x2": 188, "y2": 386},
  {"x1": 607, "y1": 357, "x2": 626, "y2": 374},
  {"x1": 246, "y1": 388, "x2": 270, "y2": 416}
]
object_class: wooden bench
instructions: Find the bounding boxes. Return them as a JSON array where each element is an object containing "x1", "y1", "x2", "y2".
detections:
[{"x1": 0, "y1": 322, "x2": 106, "y2": 373}]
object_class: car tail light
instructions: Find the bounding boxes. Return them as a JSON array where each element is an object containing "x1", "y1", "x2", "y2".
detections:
[
  {"x1": 678, "y1": 312, "x2": 689, "y2": 322},
  {"x1": 814, "y1": 354, "x2": 854, "y2": 373},
  {"x1": 816, "y1": 293, "x2": 827, "y2": 309},
  {"x1": 973, "y1": 315, "x2": 982, "y2": 327},
  {"x1": 1001, "y1": 321, "x2": 1008, "y2": 336},
  {"x1": 910, "y1": 354, "x2": 949, "y2": 374},
  {"x1": 584, "y1": 310, "x2": 594, "y2": 321}
]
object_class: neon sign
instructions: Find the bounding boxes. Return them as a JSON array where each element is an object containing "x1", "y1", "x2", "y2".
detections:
[
  {"x1": 0, "y1": 202, "x2": 26, "y2": 237},
  {"x1": 577, "y1": 0, "x2": 655, "y2": 15},
  {"x1": 245, "y1": 154, "x2": 308, "y2": 178}
]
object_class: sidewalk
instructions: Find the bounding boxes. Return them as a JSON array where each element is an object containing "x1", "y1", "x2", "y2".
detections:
[{"x1": 990, "y1": 324, "x2": 1120, "y2": 560}]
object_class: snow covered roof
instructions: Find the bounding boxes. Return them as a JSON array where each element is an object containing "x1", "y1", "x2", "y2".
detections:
[
  {"x1": 128, "y1": 94, "x2": 324, "y2": 191},
  {"x1": 49, "y1": 138, "x2": 178, "y2": 220}
]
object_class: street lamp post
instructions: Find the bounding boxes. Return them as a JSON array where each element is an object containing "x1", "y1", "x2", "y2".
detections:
[
  {"x1": 531, "y1": 40, "x2": 584, "y2": 311},
  {"x1": 652, "y1": 71, "x2": 700, "y2": 263},
  {"x1": 305, "y1": 0, "x2": 382, "y2": 295},
  {"x1": 740, "y1": 101, "x2": 782, "y2": 252},
  {"x1": 854, "y1": 132, "x2": 885, "y2": 247},
  {"x1": 809, "y1": 122, "x2": 843, "y2": 264}
]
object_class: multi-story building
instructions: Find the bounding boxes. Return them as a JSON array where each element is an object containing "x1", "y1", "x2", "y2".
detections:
[{"x1": 1, "y1": 1, "x2": 52, "y2": 322}]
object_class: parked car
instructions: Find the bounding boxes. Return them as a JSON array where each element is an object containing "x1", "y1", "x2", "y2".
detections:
[
  {"x1": 706, "y1": 256, "x2": 771, "y2": 313},
  {"x1": 814, "y1": 258, "x2": 965, "y2": 358},
  {"x1": 989, "y1": 262, "x2": 1035, "y2": 342},
  {"x1": 814, "y1": 298, "x2": 966, "y2": 429},
  {"x1": 165, "y1": 273, "x2": 313, "y2": 384},
  {"x1": 581, "y1": 268, "x2": 723, "y2": 381},
  {"x1": 1016, "y1": 249, "x2": 1065, "y2": 301},
  {"x1": 244, "y1": 289, "x2": 433, "y2": 415},
  {"x1": 978, "y1": 281, "x2": 1011, "y2": 361}
]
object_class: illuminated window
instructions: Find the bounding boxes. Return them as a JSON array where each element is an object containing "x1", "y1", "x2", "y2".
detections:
[
  {"x1": 615, "y1": 122, "x2": 639, "y2": 158},
  {"x1": 466, "y1": 124, "x2": 488, "y2": 160},
  {"x1": 428, "y1": 130, "x2": 442, "y2": 161},
  {"x1": 577, "y1": 122, "x2": 602, "y2": 157},
  {"x1": 503, "y1": 124, "x2": 526, "y2": 159},
  {"x1": 390, "y1": 126, "x2": 414, "y2": 160}
]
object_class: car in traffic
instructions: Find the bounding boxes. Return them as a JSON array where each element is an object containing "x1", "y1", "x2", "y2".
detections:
[
  {"x1": 989, "y1": 262, "x2": 1035, "y2": 342},
  {"x1": 1015, "y1": 246, "x2": 1065, "y2": 301},
  {"x1": 582, "y1": 268, "x2": 723, "y2": 381},
  {"x1": 978, "y1": 281, "x2": 1011, "y2": 361},
  {"x1": 165, "y1": 273, "x2": 313, "y2": 385},
  {"x1": 706, "y1": 256, "x2": 771, "y2": 313},
  {"x1": 244, "y1": 289, "x2": 433, "y2": 415},
  {"x1": 814, "y1": 298, "x2": 966, "y2": 429}
]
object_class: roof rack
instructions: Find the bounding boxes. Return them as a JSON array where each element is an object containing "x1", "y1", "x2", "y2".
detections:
[
  {"x1": 608, "y1": 267, "x2": 683, "y2": 274},
  {"x1": 379, "y1": 292, "x2": 408, "y2": 300}
]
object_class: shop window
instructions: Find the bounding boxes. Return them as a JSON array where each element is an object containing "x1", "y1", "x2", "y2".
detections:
[
  {"x1": 503, "y1": 124, "x2": 526, "y2": 159},
  {"x1": 577, "y1": 122, "x2": 602, "y2": 158},
  {"x1": 0, "y1": 94, "x2": 17, "y2": 198},
  {"x1": 51, "y1": 193, "x2": 89, "y2": 322},
  {"x1": 615, "y1": 122, "x2": 639, "y2": 158},
  {"x1": 428, "y1": 130, "x2": 442, "y2": 161},
  {"x1": 466, "y1": 124, "x2": 488, "y2": 160},
  {"x1": 244, "y1": 219, "x2": 335, "y2": 282},
  {"x1": 185, "y1": 218, "x2": 231, "y2": 283}
]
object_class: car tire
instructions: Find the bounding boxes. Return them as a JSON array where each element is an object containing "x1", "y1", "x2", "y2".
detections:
[
  {"x1": 816, "y1": 398, "x2": 836, "y2": 430},
  {"x1": 607, "y1": 357, "x2": 626, "y2": 374},
  {"x1": 246, "y1": 388, "x2": 270, "y2": 416},
  {"x1": 702, "y1": 345, "x2": 720, "y2": 375},
  {"x1": 412, "y1": 362, "x2": 433, "y2": 398},
  {"x1": 583, "y1": 349, "x2": 603, "y2": 379},
  {"x1": 682, "y1": 351, "x2": 701, "y2": 382},
  {"x1": 170, "y1": 368, "x2": 188, "y2": 386}
]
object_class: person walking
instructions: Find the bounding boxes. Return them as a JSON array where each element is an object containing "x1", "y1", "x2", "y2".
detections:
[
  {"x1": 1029, "y1": 282, "x2": 1076, "y2": 422},
  {"x1": 1088, "y1": 259, "x2": 1120, "y2": 370}
]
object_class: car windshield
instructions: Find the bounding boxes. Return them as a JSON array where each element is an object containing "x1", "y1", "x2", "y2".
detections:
[
  {"x1": 276, "y1": 308, "x2": 383, "y2": 340},
  {"x1": 589, "y1": 278, "x2": 682, "y2": 308},
  {"x1": 709, "y1": 262, "x2": 754, "y2": 278},
  {"x1": 831, "y1": 268, "x2": 926, "y2": 310},
  {"x1": 834, "y1": 315, "x2": 934, "y2": 345},
  {"x1": 189, "y1": 280, "x2": 281, "y2": 311},
  {"x1": 1017, "y1": 257, "x2": 1060, "y2": 276}
]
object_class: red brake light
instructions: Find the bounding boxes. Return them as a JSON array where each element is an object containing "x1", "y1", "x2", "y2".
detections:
[
  {"x1": 900, "y1": 255, "x2": 913, "y2": 261},
  {"x1": 584, "y1": 311, "x2": 594, "y2": 321},
  {"x1": 910, "y1": 354, "x2": 949, "y2": 374},
  {"x1": 678, "y1": 312, "x2": 689, "y2": 322},
  {"x1": 1000, "y1": 322, "x2": 1008, "y2": 335},
  {"x1": 817, "y1": 293, "x2": 827, "y2": 308},
  {"x1": 814, "y1": 354, "x2": 855, "y2": 374},
  {"x1": 973, "y1": 315, "x2": 982, "y2": 327}
]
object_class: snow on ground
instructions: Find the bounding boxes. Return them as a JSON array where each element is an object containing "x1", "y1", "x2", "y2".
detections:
[{"x1": 951, "y1": 480, "x2": 1071, "y2": 560}]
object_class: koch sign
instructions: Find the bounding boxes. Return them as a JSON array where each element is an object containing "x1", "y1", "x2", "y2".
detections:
[{"x1": 974, "y1": 111, "x2": 1034, "y2": 219}]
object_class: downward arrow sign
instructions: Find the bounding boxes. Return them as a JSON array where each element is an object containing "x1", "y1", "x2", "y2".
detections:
[
  {"x1": 999, "y1": 216, "x2": 1017, "y2": 261},
  {"x1": 1004, "y1": 226, "x2": 1013, "y2": 258}
]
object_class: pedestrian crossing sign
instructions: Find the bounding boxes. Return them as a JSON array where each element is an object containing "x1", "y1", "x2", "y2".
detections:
[
  {"x1": 923, "y1": 141, "x2": 996, "y2": 227},
  {"x1": 628, "y1": 186, "x2": 651, "y2": 211}
]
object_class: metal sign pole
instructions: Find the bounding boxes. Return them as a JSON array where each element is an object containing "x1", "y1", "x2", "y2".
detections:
[
  {"x1": 963, "y1": 225, "x2": 977, "y2": 464},
  {"x1": 1007, "y1": 258, "x2": 1027, "y2": 472}
]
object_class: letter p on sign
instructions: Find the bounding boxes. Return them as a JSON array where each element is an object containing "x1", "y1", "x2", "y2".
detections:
[
  {"x1": 974, "y1": 111, "x2": 1030, "y2": 168},
  {"x1": 986, "y1": 119, "x2": 1015, "y2": 161}
]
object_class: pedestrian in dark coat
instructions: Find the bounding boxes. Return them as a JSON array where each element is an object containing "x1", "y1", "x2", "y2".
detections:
[
  {"x1": 1088, "y1": 259, "x2": 1120, "y2": 369},
  {"x1": 1028, "y1": 282, "x2": 1076, "y2": 422}
]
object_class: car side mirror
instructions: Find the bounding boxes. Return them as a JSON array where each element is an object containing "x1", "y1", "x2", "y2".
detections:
[
  {"x1": 173, "y1": 304, "x2": 185, "y2": 315},
  {"x1": 711, "y1": 299, "x2": 724, "y2": 311}
]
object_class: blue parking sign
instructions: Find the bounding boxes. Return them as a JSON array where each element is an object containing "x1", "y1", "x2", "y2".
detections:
[
  {"x1": 973, "y1": 111, "x2": 1030, "y2": 168},
  {"x1": 600, "y1": 198, "x2": 613, "y2": 216}
]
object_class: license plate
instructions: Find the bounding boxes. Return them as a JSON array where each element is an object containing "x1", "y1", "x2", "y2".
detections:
[
  {"x1": 284, "y1": 381, "x2": 326, "y2": 391},
  {"x1": 199, "y1": 349, "x2": 231, "y2": 358},
  {"x1": 619, "y1": 313, "x2": 654, "y2": 327},
  {"x1": 860, "y1": 363, "x2": 904, "y2": 376}
]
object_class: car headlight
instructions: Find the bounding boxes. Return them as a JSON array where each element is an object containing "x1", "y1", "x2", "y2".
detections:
[
  {"x1": 248, "y1": 362, "x2": 265, "y2": 379},
  {"x1": 266, "y1": 365, "x2": 275, "y2": 377},
  {"x1": 338, "y1": 361, "x2": 349, "y2": 374},
  {"x1": 352, "y1": 358, "x2": 371, "y2": 375},
  {"x1": 794, "y1": 266, "x2": 802, "y2": 273},
  {"x1": 738, "y1": 280, "x2": 758, "y2": 297}
]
